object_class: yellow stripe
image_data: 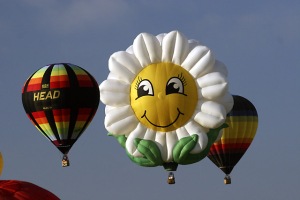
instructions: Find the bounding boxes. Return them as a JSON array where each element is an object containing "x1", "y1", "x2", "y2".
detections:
[
  {"x1": 72, "y1": 66, "x2": 87, "y2": 75},
  {"x1": 31, "y1": 66, "x2": 48, "y2": 78},
  {"x1": 227, "y1": 116, "x2": 258, "y2": 122},
  {"x1": 55, "y1": 122, "x2": 69, "y2": 140},
  {"x1": 51, "y1": 65, "x2": 68, "y2": 76},
  {"x1": 71, "y1": 121, "x2": 86, "y2": 139},
  {"x1": 36, "y1": 123, "x2": 56, "y2": 140},
  {"x1": 221, "y1": 116, "x2": 258, "y2": 142}
]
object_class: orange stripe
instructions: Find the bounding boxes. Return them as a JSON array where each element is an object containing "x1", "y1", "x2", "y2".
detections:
[
  {"x1": 28, "y1": 77, "x2": 43, "y2": 84},
  {"x1": 35, "y1": 117, "x2": 49, "y2": 124},
  {"x1": 50, "y1": 75, "x2": 69, "y2": 82}
]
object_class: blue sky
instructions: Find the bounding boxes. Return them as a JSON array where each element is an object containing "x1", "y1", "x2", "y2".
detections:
[{"x1": 1, "y1": 0, "x2": 299, "y2": 199}]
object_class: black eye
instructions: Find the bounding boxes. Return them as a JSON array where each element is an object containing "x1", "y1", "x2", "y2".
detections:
[
  {"x1": 166, "y1": 77, "x2": 185, "y2": 95},
  {"x1": 136, "y1": 80, "x2": 154, "y2": 99}
]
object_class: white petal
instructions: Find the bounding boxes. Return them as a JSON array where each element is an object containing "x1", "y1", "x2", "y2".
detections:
[
  {"x1": 214, "y1": 93, "x2": 234, "y2": 113},
  {"x1": 99, "y1": 79, "x2": 130, "y2": 107},
  {"x1": 182, "y1": 45, "x2": 210, "y2": 71},
  {"x1": 194, "y1": 101, "x2": 227, "y2": 128},
  {"x1": 197, "y1": 72, "x2": 228, "y2": 99},
  {"x1": 156, "y1": 33, "x2": 167, "y2": 44},
  {"x1": 155, "y1": 132, "x2": 167, "y2": 162},
  {"x1": 182, "y1": 46, "x2": 215, "y2": 78},
  {"x1": 133, "y1": 33, "x2": 161, "y2": 67},
  {"x1": 202, "y1": 101, "x2": 227, "y2": 120},
  {"x1": 197, "y1": 72, "x2": 227, "y2": 88},
  {"x1": 193, "y1": 132, "x2": 208, "y2": 154},
  {"x1": 197, "y1": 89, "x2": 205, "y2": 100},
  {"x1": 201, "y1": 83, "x2": 228, "y2": 99},
  {"x1": 107, "y1": 72, "x2": 125, "y2": 82},
  {"x1": 109, "y1": 51, "x2": 142, "y2": 84},
  {"x1": 175, "y1": 126, "x2": 190, "y2": 140},
  {"x1": 143, "y1": 128, "x2": 156, "y2": 141},
  {"x1": 105, "y1": 105, "x2": 138, "y2": 136},
  {"x1": 214, "y1": 60, "x2": 228, "y2": 77},
  {"x1": 125, "y1": 123, "x2": 147, "y2": 157},
  {"x1": 161, "y1": 31, "x2": 189, "y2": 65},
  {"x1": 126, "y1": 45, "x2": 133, "y2": 54},
  {"x1": 105, "y1": 105, "x2": 114, "y2": 115},
  {"x1": 185, "y1": 120, "x2": 208, "y2": 153},
  {"x1": 166, "y1": 131, "x2": 178, "y2": 162}
]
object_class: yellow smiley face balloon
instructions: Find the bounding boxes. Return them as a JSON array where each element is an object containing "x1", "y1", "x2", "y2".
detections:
[
  {"x1": 100, "y1": 31, "x2": 234, "y2": 172},
  {"x1": 130, "y1": 63, "x2": 198, "y2": 132}
]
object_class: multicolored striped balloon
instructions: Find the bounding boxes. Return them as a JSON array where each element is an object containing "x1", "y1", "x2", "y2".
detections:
[
  {"x1": 22, "y1": 63, "x2": 100, "y2": 166},
  {"x1": 207, "y1": 95, "x2": 258, "y2": 184}
]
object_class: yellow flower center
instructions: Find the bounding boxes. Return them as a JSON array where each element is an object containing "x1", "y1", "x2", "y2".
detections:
[{"x1": 130, "y1": 62, "x2": 198, "y2": 132}]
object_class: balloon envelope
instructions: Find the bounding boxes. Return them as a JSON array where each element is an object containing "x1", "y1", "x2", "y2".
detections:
[
  {"x1": 0, "y1": 180, "x2": 59, "y2": 200},
  {"x1": 208, "y1": 95, "x2": 258, "y2": 177},
  {"x1": 22, "y1": 63, "x2": 100, "y2": 158},
  {"x1": 100, "y1": 31, "x2": 234, "y2": 177}
]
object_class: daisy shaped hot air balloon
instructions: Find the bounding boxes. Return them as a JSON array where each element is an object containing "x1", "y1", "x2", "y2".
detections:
[{"x1": 100, "y1": 30, "x2": 233, "y2": 184}]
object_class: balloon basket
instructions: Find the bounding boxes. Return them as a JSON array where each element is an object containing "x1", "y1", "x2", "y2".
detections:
[
  {"x1": 224, "y1": 175, "x2": 231, "y2": 184},
  {"x1": 62, "y1": 154, "x2": 70, "y2": 167},
  {"x1": 167, "y1": 172, "x2": 175, "y2": 184}
]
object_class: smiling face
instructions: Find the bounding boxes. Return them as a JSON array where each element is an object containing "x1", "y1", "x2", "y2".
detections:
[{"x1": 130, "y1": 63, "x2": 198, "y2": 132}]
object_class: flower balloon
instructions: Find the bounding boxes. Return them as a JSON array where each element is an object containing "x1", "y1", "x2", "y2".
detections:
[{"x1": 100, "y1": 30, "x2": 233, "y2": 171}]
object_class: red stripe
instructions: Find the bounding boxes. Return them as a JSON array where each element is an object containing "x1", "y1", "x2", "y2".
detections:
[
  {"x1": 50, "y1": 81, "x2": 70, "y2": 88},
  {"x1": 50, "y1": 75, "x2": 70, "y2": 88},
  {"x1": 76, "y1": 75, "x2": 93, "y2": 87},
  {"x1": 31, "y1": 111, "x2": 46, "y2": 118},
  {"x1": 76, "y1": 108, "x2": 92, "y2": 121},
  {"x1": 78, "y1": 108, "x2": 92, "y2": 114},
  {"x1": 210, "y1": 143, "x2": 251, "y2": 153},
  {"x1": 26, "y1": 84, "x2": 41, "y2": 91},
  {"x1": 52, "y1": 109, "x2": 70, "y2": 122},
  {"x1": 78, "y1": 80, "x2": 93, "y2": 87},
  {"x1": 30, "y1": 111, "x2": 49, "y2": 125}
]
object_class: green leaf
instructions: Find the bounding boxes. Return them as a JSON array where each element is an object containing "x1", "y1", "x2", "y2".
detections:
[
  {"x1": 173, "y1": 123, "x2": 228, "y2": 165},
  {"x1": 173, "y1": 134, "x2": 198, "y2": 163},
  {"x1": 109, "y1": 134, "x2": 163, "y2": 167},
  {"x1": 131, "y1": 138, "x2": 163, "y2": 166}
]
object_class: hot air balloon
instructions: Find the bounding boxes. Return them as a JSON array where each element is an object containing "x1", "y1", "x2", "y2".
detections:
[
  {"x1": 207, "y1": 95, "x2": 258, "y2": 184},
  {"x1": 0, "y1": 180, "x2": 59, "y2": 200},
  {"x1": 22, "y1": 63, "x2": 100, "y2": 167},
  {"x1": 99, "y1": 30, "x2": 234, "y2": 184}
]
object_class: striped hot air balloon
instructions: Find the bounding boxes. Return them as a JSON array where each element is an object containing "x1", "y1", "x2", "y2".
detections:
[
  {"x1": 22, "y1": 63, "x2": 100, "y2": 166},
  {"x1": 207, "y1": 95, "x2": 258, "y2": 184}
]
